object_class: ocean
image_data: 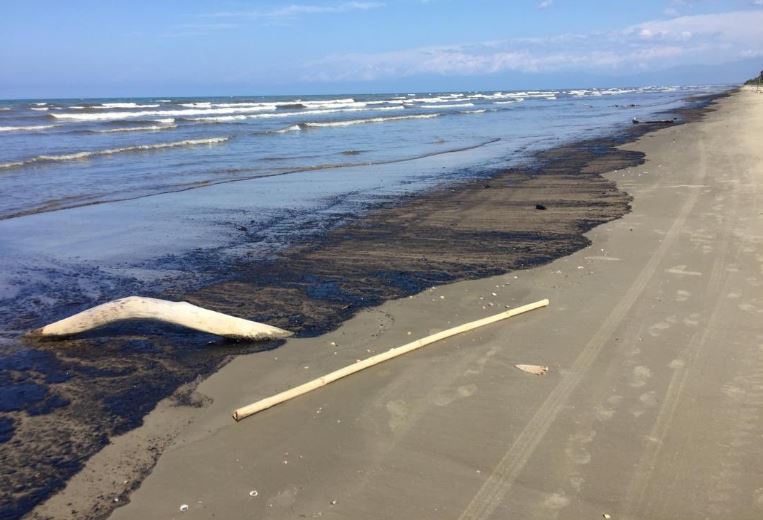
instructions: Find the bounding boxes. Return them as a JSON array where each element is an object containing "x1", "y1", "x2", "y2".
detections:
[{"x1": 0, "y1": 85, "x2": 728, "y2": 518}]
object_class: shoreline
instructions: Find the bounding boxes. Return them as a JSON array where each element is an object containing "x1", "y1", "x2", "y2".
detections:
[
  {"x1": 18, "y1": 89, "x2": 736, "y2": 520},
  {"x1": 182, "y1": 93, "x2": 726, "y2": 338},
  {"x1": 101, "y1": 86, "x2": 763, "y2": 519}
]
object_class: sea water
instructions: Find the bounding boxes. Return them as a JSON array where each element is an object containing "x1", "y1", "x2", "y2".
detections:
[
  {"x1": 0, "y1": 85, "x2": 729, "y2": 518},
  {"x1": 0, "y1": 86, "x2": 725, "y2": 286}
]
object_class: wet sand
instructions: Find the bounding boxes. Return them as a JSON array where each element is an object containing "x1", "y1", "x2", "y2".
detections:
[
  {"x1": 6, "y1": 99, "x2": 682, "y2": 519},
  {"x1": 24, "y1": 89, "x2": 754, "y2": 519},
  {"x1": 69, "y1": 86, "x2": 763, "y2": 520}
]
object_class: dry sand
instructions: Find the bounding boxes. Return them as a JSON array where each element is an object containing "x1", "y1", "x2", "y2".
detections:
[{"x1": 35, "y1": 87, "x2": 763, "y2": 519}]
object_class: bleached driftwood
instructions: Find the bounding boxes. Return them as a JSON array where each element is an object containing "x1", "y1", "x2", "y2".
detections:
[
  {"x1": 30, "y1": 296, "x2": 293, "y2": 341},
  {"x1": 233, "y1": 298, "x2": 549, "y2": 421}
]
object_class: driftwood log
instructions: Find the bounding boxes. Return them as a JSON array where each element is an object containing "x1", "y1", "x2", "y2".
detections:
[
  {"x1": 30, "y1": 296, "x2": 293, "y2": 341},
  {"x1": 233, "y1": 298, "x2": 549, "y2": 421}
]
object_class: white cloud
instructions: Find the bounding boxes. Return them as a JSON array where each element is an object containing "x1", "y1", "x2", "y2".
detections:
[
  {"x1": 538, "y1": 0, "x2": 553, "y2": 9},
  {"x1": 204, "y1": 2, "x2": 385, "y2": 20},
  {"x1": 301, "y1": 9, "x2": 763, "y2": 81},
  {"x1": 174, "y1": 2, "x2": 384, "y2": 35}
]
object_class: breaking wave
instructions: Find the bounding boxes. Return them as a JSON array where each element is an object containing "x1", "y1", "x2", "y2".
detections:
[
  {"x1": 98, "y1": 103, "x2": 160, "y2": 109},
  {"x1": 95, "y1": 124, "x2": 177, "y2": 133},
  {"x1": 301, "y1": 113, "x2": 440, "y2": 128},
  {"x1": 0, "y1": 124, "x2": 57, "y2": 133},
  {"x1": 51, "y1": 105, "x2": 276, "y2": 122},
  {"x1": 421, "y1": 103, "x2": 474, "y2": 109},
  {"x1": 0, "y1": 137, "x2": 228, "y2": 170}
]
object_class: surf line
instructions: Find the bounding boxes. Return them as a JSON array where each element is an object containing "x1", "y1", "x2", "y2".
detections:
[{"x1": 1, "y1": 138, "x2": 501, "y2": 221}]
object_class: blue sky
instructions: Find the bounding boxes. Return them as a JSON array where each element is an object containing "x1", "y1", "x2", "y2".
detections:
[{"x1": 2, "y1": 0, "x2": 762, "y2": 98}]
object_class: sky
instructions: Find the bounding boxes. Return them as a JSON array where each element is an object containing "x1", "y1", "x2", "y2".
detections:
[{"x1": 1, "y1": 0, "x2": 762, "y2": 98}]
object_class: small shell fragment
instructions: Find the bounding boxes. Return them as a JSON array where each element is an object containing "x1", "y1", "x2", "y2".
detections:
[
  {"x1": 515, "y1": 364, "x2": 549, "y2": 376},
  {"x1": 179, "y1": 504, "x2": 189, "y2": 512},
  {"x1": 249, "y1": 490, "x2": 259, "y2": 497}
]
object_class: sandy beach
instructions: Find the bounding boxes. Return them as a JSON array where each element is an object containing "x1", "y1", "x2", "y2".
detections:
[{"x1": 28, "y1": 86, "x2": 763, "y2": 519}]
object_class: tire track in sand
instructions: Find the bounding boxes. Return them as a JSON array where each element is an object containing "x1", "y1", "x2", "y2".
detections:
[
  {"x1": 458, "y1": 132, "x2": 706, "y2": 520},
  {"x1": 620, "y1": 130, "x2": 735, "y2": 518}
]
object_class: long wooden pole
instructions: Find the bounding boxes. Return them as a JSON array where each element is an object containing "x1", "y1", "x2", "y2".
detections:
[{"x1": 233, "y1": 298, "x2": 549, "y2": 421}]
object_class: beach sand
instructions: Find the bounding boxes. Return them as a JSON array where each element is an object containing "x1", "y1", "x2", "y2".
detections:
[{"x1": 32, "y1": 87, "x2": 763, "y2": 519}]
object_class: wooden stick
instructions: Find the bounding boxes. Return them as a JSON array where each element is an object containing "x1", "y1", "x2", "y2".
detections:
[
  {"x1": 233, "y1": 298, "x2": 549, "y2": 421},
  {"x1": 30, "y1": 296, "x2": 293, "y2": 341}
]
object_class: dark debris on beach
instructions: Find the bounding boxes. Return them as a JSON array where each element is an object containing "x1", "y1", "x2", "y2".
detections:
[{"x1": 0, "y1": 90, "x2": 731, "y2": 520}]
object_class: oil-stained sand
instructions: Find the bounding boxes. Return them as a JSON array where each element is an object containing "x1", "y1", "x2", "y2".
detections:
[
  {"x1": 3, "y1": 94, "x2": 724, "y2": 520},
  {"x1": 109, "y1": 88, "x2": 763, "y2": 520}
]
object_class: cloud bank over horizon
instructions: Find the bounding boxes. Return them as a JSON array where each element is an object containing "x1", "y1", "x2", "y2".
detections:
[
  {"x1": 302, "y1": 9, "x2": 763, "y2": 83},
  {"x1": 1, "y1": 1, "x2": 762, "y2": 97}
]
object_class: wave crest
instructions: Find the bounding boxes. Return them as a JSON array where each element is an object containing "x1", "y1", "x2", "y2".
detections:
[{"x1": 0, "y1": 137, "x2": 228, "y2": 170}]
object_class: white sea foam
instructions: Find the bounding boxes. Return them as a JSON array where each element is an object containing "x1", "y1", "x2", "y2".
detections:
[
  {"x1": 53, "y1": 104, "x2": 279, "y2": 121},
  {"x1": 298, "y1": 99, "x2": 367, "y2": 110},
  {"x1": 420, "y1": 103, "x2": 474, "y2": 109},
  {"x1": 156, "y1": 99, "x2": 172, "y2": 103},
  {"x1": 0, "y1": 124, "x2": 56, "y2": 133},
  {"x1": 0, "y1": 161, "x2": 25, "y2": 169},
  {"x1": 275, "y1": 125, "x2": 302, "y2": 133},
  {"x1": 187, "y1": 106, "x2": 403, "y2": 124},
  {"x1": 30, "y1": 107, "x2": 49, "y2": 111},
  {"x1": 99, "y1": 102, "x2": 159, "y2": 109},
  {"x1": 303, "y1": 113, "x2": 439, "y2": 128},
  {"x1": 0, "y1": 137, "x2": 228, "y2": 170},
  {"x1": 365, "y1": 99, "x2": 405, "y2": 105},
  {"x1": 96, "y1": 124, "x2": 177, "y2": 133},
  {"x1": 461, "y1": 109, "x2": 487, "y2": 114},
  {"x1": 154, "y1": 118, "x2": 175, "y2": 124},
  {"x1": 212, "y1": 102, "x2": 278, "y2": 109},
  {"x1": 404, "y1": 96, "x2": 454, "y2": 104},
  {"x1": 599, "y1": 88, "x2": 638, "y2": 96},
  {"x1": 189, "y1": 115, "x2": 248, "y2": 123}
]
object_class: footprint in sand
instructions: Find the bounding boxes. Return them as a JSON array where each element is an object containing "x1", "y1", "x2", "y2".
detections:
[
  {"x1": 630, "y1": 366, "x2": 652, "y2": 388},
  {"x1": 386, "y1": 400, "x2": 408, "y2": 431},
  {"x1": 433, "y1": 384, "x2": 478, "y2": 407},
  {"x1": 676, "y1": 289, "x2": 691, "y2": 302},
  {"x1": 543, "y1": 492, "x2": 570, "y2": 510},
  {"x1": 738, "y1": 302, "x2": 763, "y2": 314},
  {"x1": 594, "y1": 404, "x2": 615, "y2": 422},
  {"x1": 463, "y1": 346, "x2": 499, "y2": 377},
  {"x1": 270, "y1": 485, "x2": 299, "y2": 508},
  {"x1": 649, "y1": 321, "x2": 671, "y2": 337},
  {"x1": 721, "y1": 384, "x2": 746, "y2": 402},
  {"x1": 667, "y1": 265, "x2": 703, "y2": 277},
  {"x1": 565, "y1": 430, "x2": 596, "y2": 465},
  {"x1": 640, "y1": 391, "x2": 659, "y2": 407},
  {"x1": 569, "y1": 474, "x2": 585, "y2": 492},
  {"x1": 632, "y1": 391, "x2": 659, "y2": 417},
  {"x1": 754, "y1": 489, "x2": 763, "y2": 510}
]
